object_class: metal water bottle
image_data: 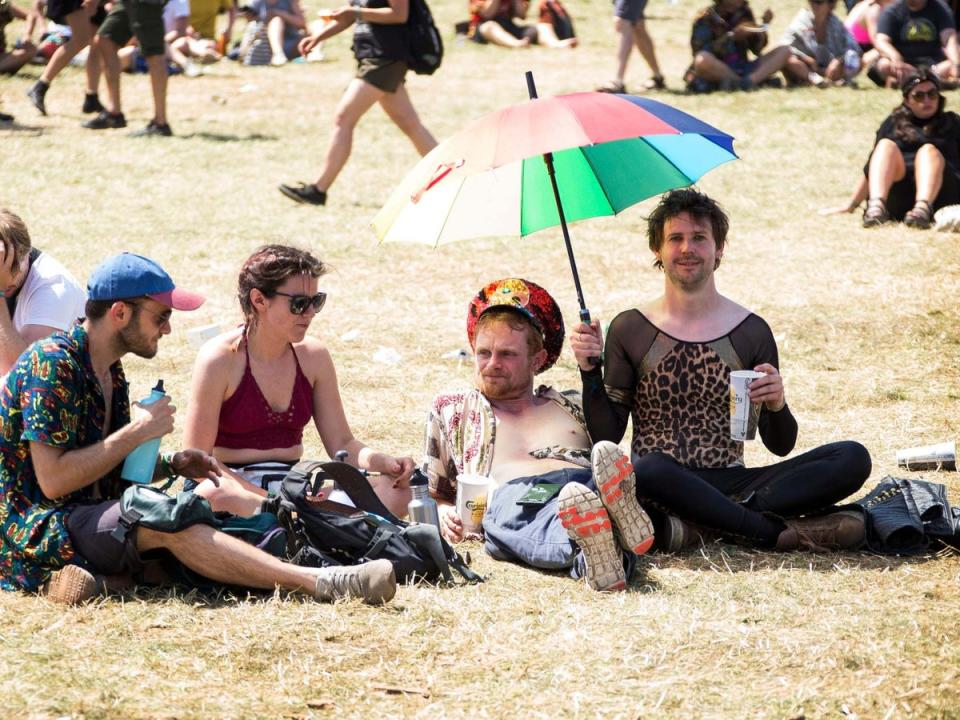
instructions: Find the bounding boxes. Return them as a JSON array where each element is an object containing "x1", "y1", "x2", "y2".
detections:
[
  {"x1": 407, "y1": 469, "x2": 440, "y2": 528},
  {"x1": 121, "y1": 380, "x2": 167, "y2": 484}
]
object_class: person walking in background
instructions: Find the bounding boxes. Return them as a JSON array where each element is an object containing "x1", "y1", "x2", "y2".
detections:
[
  {"x1": 24, "y1": 0, "x2": 106, "y2": 117},
  {"x1": 83, "y1": 0, "x2": 173, "y2": 136},
  {"x1": 597, "y1": 0, "x2": 664, "y2": 93},
  {"x1": 278, "y1": 0, "x2": 436, "y2": 206}
]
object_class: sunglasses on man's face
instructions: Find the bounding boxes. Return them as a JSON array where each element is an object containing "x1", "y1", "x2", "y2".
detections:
[
  {"x1": 272, "y1": 291, "x2": 327, "y2": 315},
  {"x1": 909, "y1": 88, "x2": 940, "y2": 102}
]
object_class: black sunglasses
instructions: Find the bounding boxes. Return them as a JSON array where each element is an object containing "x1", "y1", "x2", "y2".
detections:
[
  {"x1": 272, "y1": 291, "x2": 327, "y2": 315},
  {"x1": 909, "y1": 88, "x2": 939, "y2": 101}
]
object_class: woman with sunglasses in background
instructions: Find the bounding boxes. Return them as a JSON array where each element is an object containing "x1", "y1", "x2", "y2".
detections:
[
  {"x1": 823, "y1": 68, "x2": 960, "y2": 229},
  {"x1": 183, "y1": 244, "x2": 413, "y2": 516}
]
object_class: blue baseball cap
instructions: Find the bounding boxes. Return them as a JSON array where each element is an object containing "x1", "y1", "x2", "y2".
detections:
[{"x1": 87, "y1": 253, "x2": 205, "y2": 311}]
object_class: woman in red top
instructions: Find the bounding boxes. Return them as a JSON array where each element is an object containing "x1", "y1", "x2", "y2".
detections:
[{"x1": 184, "y1": 244, "x2": 413, "y2": 517}]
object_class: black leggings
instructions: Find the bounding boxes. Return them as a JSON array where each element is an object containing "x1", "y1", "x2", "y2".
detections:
[{"x1": 633, "y1": 441, "x2": 872, "y2": 544}]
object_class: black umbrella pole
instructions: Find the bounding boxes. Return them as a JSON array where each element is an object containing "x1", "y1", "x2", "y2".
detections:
[
  {"x1": 543, "y1": 151, "x2": 591, "y2": 325},
  {"x1": 527, "y1": 71, "x2": 594, "y2": 329}
]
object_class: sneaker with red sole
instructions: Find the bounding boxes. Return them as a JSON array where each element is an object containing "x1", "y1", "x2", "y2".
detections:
[
  {"x1": 591, "y1": 441, "x2": 654, "y2": 556},
  {"x1": 558, "y1": 482, "x2": 625, "y2": 591}
]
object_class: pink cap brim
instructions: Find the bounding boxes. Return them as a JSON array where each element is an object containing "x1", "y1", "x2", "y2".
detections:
[{"x1": 149, "y1": 288, "x2": 206, "y2": 311}]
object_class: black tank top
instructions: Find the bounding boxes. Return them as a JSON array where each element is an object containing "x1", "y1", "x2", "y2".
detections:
[{"x1": 351, "y1": 0, "x2": 407, "y2": 61}]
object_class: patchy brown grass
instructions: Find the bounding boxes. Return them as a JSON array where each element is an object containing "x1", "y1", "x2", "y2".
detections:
[{"x1": 2, "y1": 0, "x2": 960, "y2": 716}]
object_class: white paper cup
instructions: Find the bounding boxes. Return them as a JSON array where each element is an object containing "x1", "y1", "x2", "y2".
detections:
[
  {"x1": 730, "y1": 370, "x2": 765, "y2": 441},
  {"x1": 187, "y1": 323, "x2": 221, "y2": 348},
  {"x1": 456, "y1": 474, "x2": 492, "y2": 534},
  {"x1": 896, "y1": 441, "x2": 957, "y2": 471}
]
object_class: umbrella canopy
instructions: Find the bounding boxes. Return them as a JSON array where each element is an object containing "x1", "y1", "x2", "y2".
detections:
[{"x1": 373, "y1": 92, "x2": 737, "y2": 245}]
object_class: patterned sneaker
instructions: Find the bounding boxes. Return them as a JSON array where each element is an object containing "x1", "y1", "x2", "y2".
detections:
[
  {"x1": 313, "y1": 559, "x2": 396, "y2": 604},
  {"x1": 43, "y1": 565, "x2": 100, "y2": 605},
  {"x1": 557, "y1": 482, "x2": 625, "y2": 591},
  {"x1": 591, "y1": 441, "x2": 654, "y2": 556}
]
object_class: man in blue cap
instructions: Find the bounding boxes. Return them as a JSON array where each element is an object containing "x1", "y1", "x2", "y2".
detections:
[{"x1": 0, "y1": 253, "x2": 396, "y2": 605}]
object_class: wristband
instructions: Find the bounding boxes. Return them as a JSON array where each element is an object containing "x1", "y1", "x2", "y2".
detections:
[
  {"x1": 160, "y1": 451, "x2": 178, "y2": 478},
  {"x1": 354, "y1": 6, "x2": 361, "y2": 22}
]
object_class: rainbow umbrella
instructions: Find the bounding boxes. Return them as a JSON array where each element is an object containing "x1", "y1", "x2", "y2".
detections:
[{"x1": 373, "y1": 73, "x2": 737, "y2": 320}]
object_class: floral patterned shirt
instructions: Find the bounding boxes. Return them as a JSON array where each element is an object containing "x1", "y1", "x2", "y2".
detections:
[
  {"x1": 0, "y1": 324, "x2": 129, "y2": 593},
  {"x1": 421, "y1": 385, "x2": 590, "y2": 504}
]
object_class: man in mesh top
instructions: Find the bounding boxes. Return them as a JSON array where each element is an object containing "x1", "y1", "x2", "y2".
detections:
[{"x1": 570, "y1": 188, "x2": 872, "y2": 552}]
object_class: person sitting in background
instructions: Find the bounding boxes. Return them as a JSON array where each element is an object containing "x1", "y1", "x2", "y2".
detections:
[
  {"x1": 685, "y1": 0, "x2": 791, "y2": 92},
  {"x1": 468, "y1": 0, "x2": 576, "y2": 48},
  {"x1": 0, "y1": 209, "x2": 86, "y2": 375},
  {"x1": 781, "y1": 0, "x2": 861, "y2": 86},
  {"x1": 828, "y1": 69, "x2": 960, "y2": 228},
  {"x1": 873, "y1": 0, "x2": 960, "y2": 86},
  {"x1": 184, "y1": 245, "x2": 413, "y2": 517},
  {"x1": 189, "y1": 0, "x2": 235, "y2": 51},
  {"x1": 0, "y1": 0, "x2": 37, "y2": 82},
  {"x1": 248, "y1": 0, "x2": 305, "y2": 64},
  {"x1": 845, "y1": 0, "x2": 895, "y2": 83}
]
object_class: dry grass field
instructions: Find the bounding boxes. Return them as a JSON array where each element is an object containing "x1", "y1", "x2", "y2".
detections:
[{"x1": 2, "y1": 0, "x2": 960, "y2": 716}]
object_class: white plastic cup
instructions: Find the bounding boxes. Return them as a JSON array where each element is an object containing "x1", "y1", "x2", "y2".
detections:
[
  {"x1": 456, "y1": 474, "x2": 492, "y2": 534},
  {"x1": 730, "y1": 370, "x2": 765, "y2": 441},
  {"x1": 187, "y1": 323, "x2": 221, "y2": 348},
  {"x1": 896, "y1": 441, "x2": 957, "y2": 471}
]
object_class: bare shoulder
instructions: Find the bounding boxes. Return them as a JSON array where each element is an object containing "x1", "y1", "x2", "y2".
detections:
[
  {"x1": 195, "y1": 329, "x2": 245, "y2": 375},
  {"x1": 293, "y1": 336, "x2": 335, "y2": 380}
]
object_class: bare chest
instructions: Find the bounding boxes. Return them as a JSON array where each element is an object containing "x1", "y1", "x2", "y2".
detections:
[{"x1": 491, "y1": 402, "x2": 587, "y2": 463}]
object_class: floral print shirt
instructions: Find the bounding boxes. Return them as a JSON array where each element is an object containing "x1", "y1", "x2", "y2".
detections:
[
  {"x1": 0, "y1": 324, "x2": 129, "y2": 592},
  {"x1": 421, "y1": 385, "x2": 590, "y2": 504}
]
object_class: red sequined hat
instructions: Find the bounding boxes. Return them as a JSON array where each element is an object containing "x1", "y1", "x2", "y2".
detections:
[{"x1": 466, "y1": 278, "x2": 565, "y2": 374}]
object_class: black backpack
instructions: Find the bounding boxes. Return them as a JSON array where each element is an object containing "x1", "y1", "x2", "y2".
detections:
[
  {"x1": 271, "y1": 461, "x2": 481, "y2": 585},
  {"x1": 406, "y1": 0, "x2": 443, "y2": 75}
]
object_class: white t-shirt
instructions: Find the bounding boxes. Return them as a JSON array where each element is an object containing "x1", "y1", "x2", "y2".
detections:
[{"x1": 12, "y1": 252, "x2": 86, "y2": 333}]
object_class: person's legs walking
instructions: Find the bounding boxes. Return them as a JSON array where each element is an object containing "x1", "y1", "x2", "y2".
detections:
[
  {"x1": 378, "y1": 84, "x2": 437, "y2": 156},
  {"x1": 279, "y1": 78, "x2": 383, "y2": 205},
  {"x1": 26, "y1": 8, "x2": 92, "y2": 114},
  {"x1": 632, "y1": 19, "x2": 663, "y2": 86}
]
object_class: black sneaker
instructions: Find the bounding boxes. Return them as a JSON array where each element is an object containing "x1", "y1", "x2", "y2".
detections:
[
  {"x1": 279, "y1": 182, "x2": 326, "y2": 205},
  {"x1": 82, "y1": 93, "x2": 105, "y2": 114},
  {"x1": 0, "y1": 112, "x2": 13, "y2": 124},
  {"x1": 130, "y1": 119, "x2": 173, "y2": 137},
  {"x1": 26, "y1": 80, "x2": 48, "y2": 116},
  {"x1": 82, "y1": 111, "x2": 127, "y2": 130}
]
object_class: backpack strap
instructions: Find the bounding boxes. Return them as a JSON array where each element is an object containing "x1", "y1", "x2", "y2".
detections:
[
  {"x1": 109, "y1": 505, "x2": 143, "y2": 543},
  {"x1": 319, "y1": 461, "x2": 401, "y2": 523}
]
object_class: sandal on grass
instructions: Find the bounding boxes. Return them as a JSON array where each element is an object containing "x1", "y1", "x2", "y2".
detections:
[
  {"x1": 904, "y1": 199, "x2": 933, "y2": 229},
  {"x1": 641, "y1": 75, "x2": 666, "y2": 91},
  {"x1": 862, "y1": 198, "x2": 890, "y2": 228},
  {"x1": 596, "y1": 80, "x2": 626, "y2": 94}
]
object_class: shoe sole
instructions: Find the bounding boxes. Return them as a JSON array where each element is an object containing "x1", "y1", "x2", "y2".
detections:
[
  {"x1": 557, "y1": 483, "x2": 625, "y2": 592},
  {"x1": 591, "y1": 442, "x2": 654, "y2": 556},
  {"x1": 278, "y1": 184, "x2": 315, "y2": 205},
  {"x1": 45, "y1": 564, "x2": 98, "y2": 605}
]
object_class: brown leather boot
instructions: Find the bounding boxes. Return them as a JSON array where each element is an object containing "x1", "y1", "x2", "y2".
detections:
[{"x1": 776, "y1": 511, "x2": 866, "y2": 552}]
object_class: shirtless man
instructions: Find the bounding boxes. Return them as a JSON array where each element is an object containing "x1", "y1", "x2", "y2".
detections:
[
  {"x1": 422, "y1": 278, "x2": 654, "y2": 591},
  {"x1": 570, "y1": 188, "x2": 872, "y2": 552}
]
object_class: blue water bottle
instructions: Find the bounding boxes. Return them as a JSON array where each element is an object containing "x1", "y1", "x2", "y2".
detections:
[{"x1": 121, "y1": 380, "x2": 167, "y2": 484}]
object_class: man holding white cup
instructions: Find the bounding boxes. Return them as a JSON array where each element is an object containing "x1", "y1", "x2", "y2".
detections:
[
  {"x1": 571, "y1": 188, "x2": 872, "y2": 553},
  {"x1": 421, "y1": 278, "x2": 656, "y2": 592}
]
